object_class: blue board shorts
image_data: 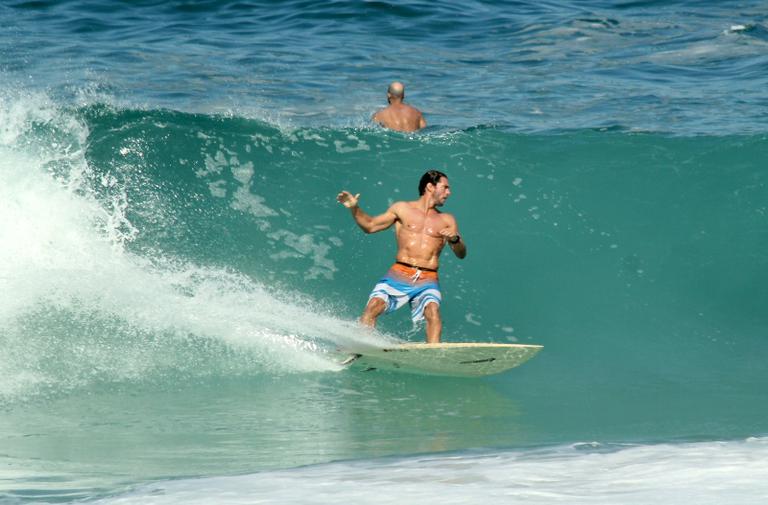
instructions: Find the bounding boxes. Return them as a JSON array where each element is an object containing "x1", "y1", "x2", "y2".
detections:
[{"x1": 368, "y1": 262, "x2": 442, "y2": 322}]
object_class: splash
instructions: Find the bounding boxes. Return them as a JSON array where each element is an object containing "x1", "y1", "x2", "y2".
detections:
[{"x1": 0, "y1": 95, "x2": 393, "y2": 402}]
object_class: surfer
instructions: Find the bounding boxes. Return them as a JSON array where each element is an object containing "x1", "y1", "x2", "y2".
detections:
[
  {"x1": 372, "y1": 81, "x2": 427, "y2": 132},
  {"x1": 337, "y1": 170, "x2": 466, "y2": 343}
]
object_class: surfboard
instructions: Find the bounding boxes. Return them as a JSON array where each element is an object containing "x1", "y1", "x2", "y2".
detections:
[{"x1": 341, "y1": 342, "x2": 542, "y2": 377}]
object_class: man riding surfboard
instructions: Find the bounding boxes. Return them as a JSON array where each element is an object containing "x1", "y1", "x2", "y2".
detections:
[{"x1": 337, "y1": 170, "x2": 466, "y2": 343}]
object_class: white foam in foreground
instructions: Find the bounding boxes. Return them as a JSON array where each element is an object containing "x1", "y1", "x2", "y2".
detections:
[{"x1": 96, "y1": 437, "x2": 768, "y2": 505}]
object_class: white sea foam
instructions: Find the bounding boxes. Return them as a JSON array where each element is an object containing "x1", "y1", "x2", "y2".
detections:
[
  {"x1": 93, "y1": 438, "x2": 768, "y2": 505},
  {"x1": 0, "y1": 95, "x2": 393, "y2": 400}
]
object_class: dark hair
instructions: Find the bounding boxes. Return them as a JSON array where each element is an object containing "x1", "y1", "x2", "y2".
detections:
[{"x1": 418, "y1": 170, "x2": 447, "y2": 195}]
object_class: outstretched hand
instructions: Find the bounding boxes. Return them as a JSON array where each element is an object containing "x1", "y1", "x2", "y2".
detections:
[{"x1": 336, "y1": 190, "x2": 360, "y2": 209}]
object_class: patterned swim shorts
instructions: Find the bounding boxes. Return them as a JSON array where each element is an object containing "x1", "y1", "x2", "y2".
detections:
[{"x1": 368, "y1": 262, "x2": 442, "y2": 322}]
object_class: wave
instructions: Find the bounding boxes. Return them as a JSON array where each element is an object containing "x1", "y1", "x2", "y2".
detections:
[
  {"x1": 0, "y1": 96, "x2": 395, "y2": 402},
  {"x1": 2, "y1": 93, "x2": 767, "y2": 403}
]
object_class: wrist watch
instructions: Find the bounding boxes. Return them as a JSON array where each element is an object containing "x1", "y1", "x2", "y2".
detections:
[{"x1": 449, "y1": 234, "x2": 461, "y2": 244}]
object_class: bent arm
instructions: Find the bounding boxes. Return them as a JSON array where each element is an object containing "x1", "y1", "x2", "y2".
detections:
[
  {"x1": 337, "y1": 191, "x2": 398, "y2": 233},
  {"x1": 440, "y1": 215, "x2": 466, "y2": 259},
  {"x1": 350, "y1": 205, "x2": 397, "y2": 234},
  {"x1": 448, "y1": 235, "x2": 466, "y2": 259}
]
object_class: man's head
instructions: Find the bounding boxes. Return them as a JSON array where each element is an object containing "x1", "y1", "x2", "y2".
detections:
[
  {"x1": 387, "y1": 81, "x2": 405, "y2": 103},
  {"x1": 418, "y1": 169, "x2": 451, "y2": 206}
]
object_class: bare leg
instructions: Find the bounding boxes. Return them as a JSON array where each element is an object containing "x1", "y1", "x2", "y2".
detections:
[
  {"x1": 361, "y1": 297, "x2": 387, "y2": 327},
  {"x1": 423, "y1": 302, "x2": 442, "y2": 344}
]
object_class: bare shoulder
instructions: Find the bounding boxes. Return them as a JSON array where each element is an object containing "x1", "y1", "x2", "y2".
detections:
[
  {"x1": 373, "y1": 106, "x2": 392, "y2": 120},
  {"x1": 440, "y1": 211, "x2": 457, "y2": 225},
  {"x1": 401, "y1": 200, "x2": 424, "y2": 211},
  {"x1": 405, "y1": 105, "x2": 426, "y2": 129},
  {"x1": 388, "y1": 200, "x2": 409, "y2": 215},
  {"x1": 394, "y1": 200, "x2": 423, "y2": 219}
]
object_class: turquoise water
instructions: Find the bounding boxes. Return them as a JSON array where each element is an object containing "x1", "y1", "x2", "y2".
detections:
[{"x1": 2, "y1": 1, "x2": 768, "y2": 503}]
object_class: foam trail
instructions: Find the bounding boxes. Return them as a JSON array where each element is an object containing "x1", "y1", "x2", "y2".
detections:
[{"x1": 0, "y1": 96, "x2": 393, "y2": 401}]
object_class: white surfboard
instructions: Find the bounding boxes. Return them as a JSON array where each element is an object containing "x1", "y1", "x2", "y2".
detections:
[{"x1": 342, "y1": 342, "x2": 542, "y2": 377}]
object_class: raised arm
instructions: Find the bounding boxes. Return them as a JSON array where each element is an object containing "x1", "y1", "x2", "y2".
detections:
[{"x1": 337, "y1": 191, "x2": 398, "y2": 234}]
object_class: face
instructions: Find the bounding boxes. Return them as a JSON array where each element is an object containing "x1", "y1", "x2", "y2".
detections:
[{"x1": 431, "y1": 177, "x2": 451, "y2": 206}]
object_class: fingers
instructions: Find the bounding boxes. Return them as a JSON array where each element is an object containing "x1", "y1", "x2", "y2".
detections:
[
  {"x1": 336, "y1": 191, "x2": 359, "y2": 207},
  {"x1": 439, "y1": 228, "x2": 459, "y2": 243}
]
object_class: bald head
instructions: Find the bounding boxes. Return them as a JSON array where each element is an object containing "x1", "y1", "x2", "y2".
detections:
[
  {"x1": 387, "y1": 81, "x2": 405, "y2": 100},
  {"x1": 374, "y1": 81, "x2": 425, "y2": 131}
]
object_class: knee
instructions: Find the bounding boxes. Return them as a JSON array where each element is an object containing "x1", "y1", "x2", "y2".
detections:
[
  {"x1": 423, "y1": 303, "x2": 441, "y2": 322},
  {"x1": 365, "y1": 297, "x2": 387, "y2": 315},
  {"x1": 361, "y1": 297, "x2": 386, "y2": 327}
]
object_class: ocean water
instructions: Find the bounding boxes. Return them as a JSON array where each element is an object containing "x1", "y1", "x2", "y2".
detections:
[{"x1": 1, "y1": 1, "x2": 768, "y2": 503}]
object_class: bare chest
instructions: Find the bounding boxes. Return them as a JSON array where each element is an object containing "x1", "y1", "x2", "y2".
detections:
[{"x1": 398, "y1": 208, "x2": 446, "y2": 238}]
